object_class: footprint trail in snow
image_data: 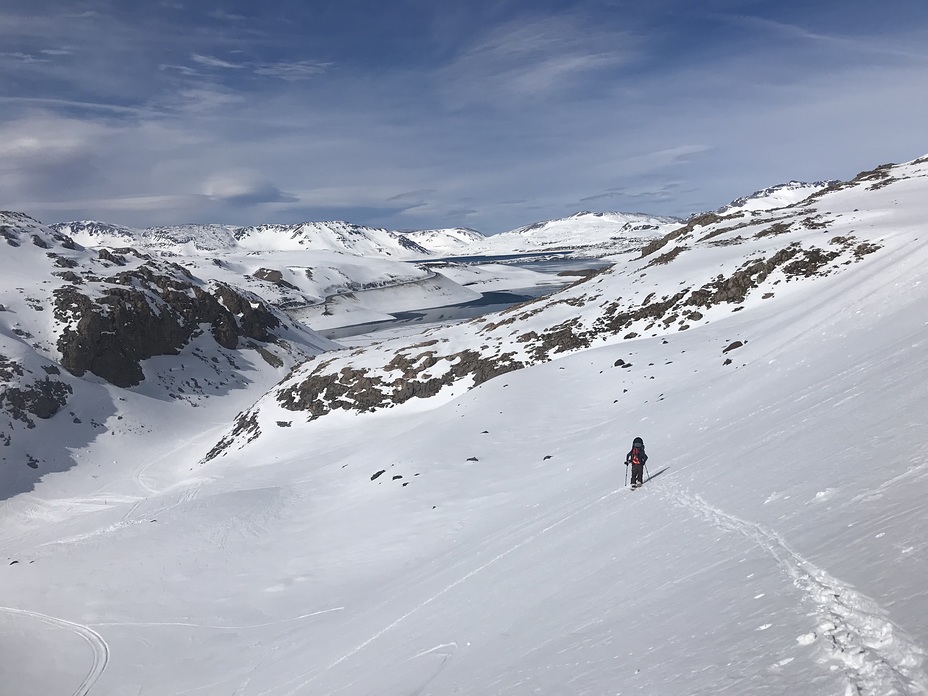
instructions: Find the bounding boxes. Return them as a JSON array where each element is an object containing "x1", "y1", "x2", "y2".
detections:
[{"x1": 663, "y1": 487, "x2": 927, "y2": 696}]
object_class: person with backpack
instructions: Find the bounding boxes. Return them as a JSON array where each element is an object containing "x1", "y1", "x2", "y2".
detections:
[{"x1": 625, "y1": 437, "x2": 648, "y2": 489}]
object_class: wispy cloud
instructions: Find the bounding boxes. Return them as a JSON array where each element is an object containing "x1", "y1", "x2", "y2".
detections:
[
  {"x1": 190, "y1": 54, "x2": 330, "y2": 80},
  {"x1": 253, "y1": 60, "x2": 331, "y2": 80},
  {"x1": 203, "y1": 170, "x2": 299, "y2": 206},
  {"x1": 208, "y1": 9, "x2": 246, "y2": 22},
  {"x1": 440, "y1": 15, "x2": 636, "y2": 105},
  {"x1": 0, "y1": 51, "x2": 51, "y2": 64},
  {"x1": 579, "y1": 182, "x2": 686, "y2": 205},
  {"x1": 192, "y1": 53, "x2": 243, "y2": 70},
  {"x1": 386, "y1": 190, "x2": 437, "y2": 202},
  {"x1": 167, "y1": 87, "x2": 245, "y2": 113},
  {"x1": 720, "y1": 14, "x2": 928, "y2": 62},
  {"x1": 1, "y1": 2, "x2": 926, "y2": 233}
]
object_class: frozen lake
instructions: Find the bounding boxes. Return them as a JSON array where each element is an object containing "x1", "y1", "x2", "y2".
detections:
[{"x1": 319, "y1": 255, "x2": 611, "y2": 340}]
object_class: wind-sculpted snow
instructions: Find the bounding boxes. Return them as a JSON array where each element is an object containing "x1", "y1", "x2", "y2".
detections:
[{"x1": 206, "y1": 156, "x2": 928, "y2": 461}]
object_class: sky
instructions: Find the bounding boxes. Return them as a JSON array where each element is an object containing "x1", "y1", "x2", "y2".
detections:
[{"x1": 1, "y1": 0, "x2": 927, "y2": 233}]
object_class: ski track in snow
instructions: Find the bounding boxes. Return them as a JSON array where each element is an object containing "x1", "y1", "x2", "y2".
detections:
[
  {"x1": 662, "y1": 485, "x2": 928, "y2": 696},
  {"x1": 849, "y1": 460, "x2": 928, "y2": 504},
  {"x1": 90, "y1": 606, "x2": 345, "y2": 631},
  {"x1": 267, "y1": 487, "x2": 625, "y2": 696},
  {"x1": 0, "y1": 607, "x2": 109, "y2": 696}
]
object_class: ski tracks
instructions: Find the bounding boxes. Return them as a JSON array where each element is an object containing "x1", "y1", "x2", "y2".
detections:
[
  {"x1": 663, "y1": 486, "x2": 927, "y2": 696},
  {"x1": 0, "y1": 607, "x2": 109, "y2": 696}
]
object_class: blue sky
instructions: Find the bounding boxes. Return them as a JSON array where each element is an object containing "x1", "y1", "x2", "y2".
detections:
[{"x1": 1, "y1": 1, "x2": 927, "y2": 233}]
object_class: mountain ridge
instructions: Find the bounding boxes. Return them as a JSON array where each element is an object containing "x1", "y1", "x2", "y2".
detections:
[
  {"x1": 203, "y1": 155, "x2": 928, "y2": 460},
  {"x1": 50, "y1": 178, "x2": 838, "y2": 260}
]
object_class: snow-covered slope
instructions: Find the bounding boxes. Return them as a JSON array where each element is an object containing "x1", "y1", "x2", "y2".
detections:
[
  {"x1": 717, "y1": 180, "x2": 836, "y2": 215},
  {"x1": 234, "y1": 221, "x2": 430, "y2": 257},
  {"x1": 468, "y1": 210, "x2": 680, "y2": 257},
  {"x1": 216, "y1": 160, "x2": 922, "y2": 434},
  {"x1": 400, "y1": 227, "x2": 486, "y2": 255},
  {"x1": 2, "y1": 155, "x2": 928, "y2": 696}
]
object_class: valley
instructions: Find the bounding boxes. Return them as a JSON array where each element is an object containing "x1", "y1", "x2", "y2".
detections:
[{"x1": 1, "y1": 158, "x2": 927, "y2": 695}]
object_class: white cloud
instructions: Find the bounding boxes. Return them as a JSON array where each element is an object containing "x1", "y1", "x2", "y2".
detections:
[
  {"x1": 0, "y1": 51, "x2": 51, "y2": 64},
  {"x1": 723, "y1": 14, "x2": 928, "y2": 62},
  {"x1": 253, "y1": 60, "x2": 331, "y2": 81},
  {"x1": 208, "y1": 9, "x2": 247, "y2": 22},
  {"x1": 440, "y1": 15, "x2": 636, "y2": 105},
  {"x1": 192, "y1": 53, "x2": 244, "y2": 70},
  {"x1": 169, "y1": 87, "x2": 246, "y2": 113}
]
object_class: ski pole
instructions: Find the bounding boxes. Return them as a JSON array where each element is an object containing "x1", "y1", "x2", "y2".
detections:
[
  {"x1": 624, "y1": 462, "x2": 628, "y2": 486},
  {"x1": 644, "y1": 463, "x2": 650, "y2": 482}
]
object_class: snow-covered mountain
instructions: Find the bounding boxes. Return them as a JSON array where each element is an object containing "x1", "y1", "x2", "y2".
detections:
[
  {"x1": 3, "y1": 154, "x2": 928, "y2": 696},
  {"x1": 52, "y1": 220, "x2": 482, "y2": 258},
  {"x1": 0, "y1": 213, "x2": 336, "y2": 495},
  {"x1": 53, "y1": 212, "x2": 676, "y2": 260},
  {"x1": 211, "y1": 158, "x2": 923, "y2": 446},
  {"x1": 466, "y1": 210, "x2": 681, "y2": 257},
  {"x1": 717, "y1": 180, "x2": 837, "y2": 216},
  {"x1": 400, "y1": 227, "x2": 486, "y2": 255}
]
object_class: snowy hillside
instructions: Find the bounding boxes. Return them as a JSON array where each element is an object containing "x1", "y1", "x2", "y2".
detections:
[
  {"x1": 467, "y1": 210, "x2": 680, "y2": 257},
  {"x1": 0, "y1": 213, "x2": 336, "y2": 496},
  {"x1": 717, "y1": 180, "x2": 837, "y2": 216},
  {"x1": 2, "y1": 155, "x2": 928, "y2": 696},
  {"x1": 215, "y1": 160, "x2": 921, "y2": 435},
  {"x1": 401, "y1": 227, "x2": 487, "y2": 255}
]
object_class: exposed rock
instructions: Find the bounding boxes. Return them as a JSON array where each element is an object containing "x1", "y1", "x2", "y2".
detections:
[
  {"x1": 0, "y1": 355, "x2": 24, "y2": 382},
  {"x1": 53, "y1": 265, "x2": 283, "y2": 387},
  {"x1": 253, "y1": 268, "x2": 300, "y2": 290},
  {"x1": 0, "y1": 377, "x2": 72, "y2": 427},
  {"x1": 203, "y1": 410, "x2": 260, "y2": 461}
]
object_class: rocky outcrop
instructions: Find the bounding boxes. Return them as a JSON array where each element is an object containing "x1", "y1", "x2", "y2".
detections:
[
  {"x1": 1, "y1": 377, "x2": 72, "y2": 427},
  {"x1": 272, "y1": 348, "x2": 526, "y2": 424},
  {"x1": 0, "y1": 354, "x2": 72, "y2": 429},
  {"x1": 54, "y1": 268, "x2": 282, "y2": 387}
]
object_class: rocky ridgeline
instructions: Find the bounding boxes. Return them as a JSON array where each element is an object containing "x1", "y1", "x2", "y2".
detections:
[
  {"x1": 203, "y1": 156, "x2": 928, "y2": 460},
  {"x1": 52, "y1": 219, "x2": 436, "y2": 257}
]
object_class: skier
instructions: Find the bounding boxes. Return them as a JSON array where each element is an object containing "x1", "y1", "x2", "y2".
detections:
[{"x1": 625, "y1": 437, "x2": 648, "y2": 489}]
